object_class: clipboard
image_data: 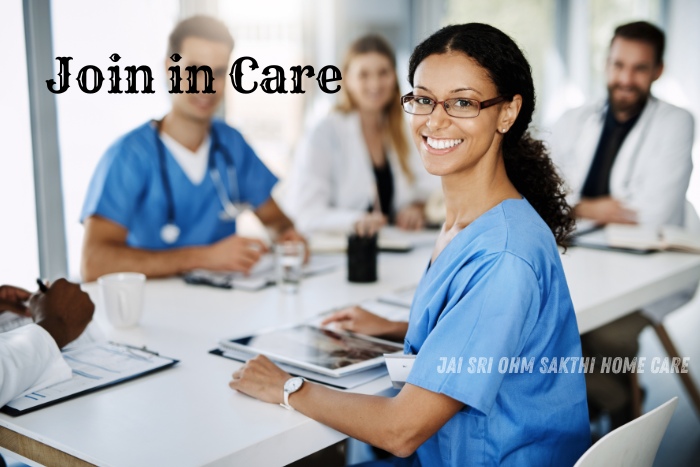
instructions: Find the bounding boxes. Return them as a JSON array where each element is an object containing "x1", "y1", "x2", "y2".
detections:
[{"x1": 1, "y1": 342, "x2": 179, "y2": 416}]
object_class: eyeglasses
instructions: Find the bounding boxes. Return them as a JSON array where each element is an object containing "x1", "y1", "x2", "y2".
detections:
[{"x1": 400, "y1": 93, "x2": 510, "y2": 118}]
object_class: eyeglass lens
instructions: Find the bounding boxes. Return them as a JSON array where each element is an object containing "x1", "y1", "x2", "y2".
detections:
[{"x1": 402, "y1": 96, "x2": 480, "y2": 118}]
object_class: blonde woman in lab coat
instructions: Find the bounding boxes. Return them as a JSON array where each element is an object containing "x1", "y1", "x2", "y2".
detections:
[{"x1": 283, "y1": 35, "x2": 437, "y2": 235}]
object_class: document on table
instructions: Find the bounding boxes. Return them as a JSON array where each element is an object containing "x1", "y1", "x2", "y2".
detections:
[
  {"x1": 573, "y1": 227, "x2": 656, "y2": 254},
  {"x1": 185, "y1": 254, "x2": 343, "y2": 291},
  {"x1": 2, "y1": 342, "x2": 178, "y2": 415}
]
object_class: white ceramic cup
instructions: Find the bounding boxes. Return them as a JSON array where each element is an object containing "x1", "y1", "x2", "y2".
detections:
[{"x1": 98, "y1": 272, "x2": 146, "y2": 328}]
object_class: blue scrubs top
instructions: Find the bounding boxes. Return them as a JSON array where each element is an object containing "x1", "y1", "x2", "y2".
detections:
[
  {"x1": 403, "y1": 198, "x2": 590, "y2": 466},
  {"x1": 81, "y1": 119, "x2": 278, "y2": 249}
]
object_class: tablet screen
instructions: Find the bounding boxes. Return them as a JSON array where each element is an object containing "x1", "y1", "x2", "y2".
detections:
[{"x1": 229, "y1": 325, "x2": 401, "y2": 370}]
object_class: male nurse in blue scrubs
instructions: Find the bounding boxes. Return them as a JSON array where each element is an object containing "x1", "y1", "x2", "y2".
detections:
[{"x1": 80, "y1": 16, "x2": 305, "y2": 282}]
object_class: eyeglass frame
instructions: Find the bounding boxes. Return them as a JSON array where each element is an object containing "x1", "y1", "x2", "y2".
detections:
[{"x1": 400, "y1": 93, "x2": 512, "y2": 118}]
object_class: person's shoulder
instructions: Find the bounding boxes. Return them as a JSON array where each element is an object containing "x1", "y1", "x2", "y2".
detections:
[
  {"x1": 556, "y1": 101, "x2": 603, "y2": 126},
  {"x1": 312, "y1": 110, "x2": 350, "y2": 134},
  {"x1": 499, "y1": 199, "x2": 560, "y2": 276},
  {"x1": 650, "y1": 98, "x2": 695, "y2": 128},
  {"x1": 452, "y1": 204, "x2": 509, "y2": 254},
  {"x1": 301, "y1": 110, "x2": 349, "y2": 147},
  {"x1": 211, "y1": 119, "x2": 260, "y2": 159},
  {"x1": 440, "y1": 201, "x2": 556, "y2": 287},
  {"x1": 103, "y1": 121, "x2": 157, "y2": 166},
  {"x1": 324, "y1": 109, "x2": 354, "y2": 124},
  {"x1": 211, "y1": 118, "x2": 246, "y2": 142}
]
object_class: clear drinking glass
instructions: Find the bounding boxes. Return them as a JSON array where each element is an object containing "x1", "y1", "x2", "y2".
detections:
[{"x1": 275, "y1": 241, "x2": 305, "y2": 293}]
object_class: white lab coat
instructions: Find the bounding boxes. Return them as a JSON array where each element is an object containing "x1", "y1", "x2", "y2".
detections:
[
  {"x1": 0, "y1": 324, "x2": 71, "y2": 407},
  {"x1": 549, "y1": 97, "x2": 697, "y2": 322},
  {"x1": 280, "y1": 111, "x2": 439, "y2": 234},
  {"x1": 549, "y1": 97, "x2": 694, "y2": 228}
]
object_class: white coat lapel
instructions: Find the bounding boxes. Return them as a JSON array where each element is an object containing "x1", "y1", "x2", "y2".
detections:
[
  {"x1": 609, "y1": 97, "x2": 658, "y2": 199},
  {"x1": 386, "y1": 143, "x2": 411, "y2": 211},
  {"x1": 571, "y1": 103, "x2": 605, "y2": 194},
  {"x1": 347, "y1": 112, "x2": 377, "y2": 209}
]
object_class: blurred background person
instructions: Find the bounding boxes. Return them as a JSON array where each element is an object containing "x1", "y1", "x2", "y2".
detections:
[
  {"x1": 548, "y1": 21, "x2": 696, "y2": 431},
  {"x1": 550, "y1": 21, "x2": 693, "y2": 229},
  {"x1": 79, "y1": 16, "x2": 305, "y2": 282},
  {"x1": 281, "y1": 35, "x2": 439, "y2": 236}
]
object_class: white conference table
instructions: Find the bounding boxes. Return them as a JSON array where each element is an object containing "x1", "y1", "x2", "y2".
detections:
[{"x1": 1, "y1": 245, "x2": 699, "y2": 466}]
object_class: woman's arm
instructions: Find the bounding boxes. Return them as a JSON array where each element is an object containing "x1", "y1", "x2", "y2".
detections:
[{"x1": 229, "y1": 355, "x2": 464, "y2": 458}]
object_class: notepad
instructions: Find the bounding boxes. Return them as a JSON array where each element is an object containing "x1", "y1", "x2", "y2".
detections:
[
  {"x1": 606, "y1": 224, "x2": 700, "y2": 253},
  {"x1": 1, "y1": 342, "x2": 178, "y2": 416},
  {"x1": 574, "y1": 224, "x2": 700, "y2": 254}
]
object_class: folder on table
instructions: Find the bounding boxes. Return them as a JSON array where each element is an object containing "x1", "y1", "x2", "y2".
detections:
[{"x1": 1, "y1": 342, "x2": 178, "y2": 416}]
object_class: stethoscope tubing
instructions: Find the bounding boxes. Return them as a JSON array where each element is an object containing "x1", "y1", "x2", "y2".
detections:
[{"x1": 153, "y1": 120, "x2": 241, "y2": 243}]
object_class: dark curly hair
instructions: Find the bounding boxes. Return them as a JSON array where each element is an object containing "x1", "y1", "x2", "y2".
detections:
[{"x1": 408, "y1": 23, "x2": 574, "y2": 248}]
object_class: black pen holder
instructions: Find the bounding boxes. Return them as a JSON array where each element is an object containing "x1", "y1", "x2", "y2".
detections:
[{"x1": 347, "y1": 233, "x2": 378, "y2": 283}]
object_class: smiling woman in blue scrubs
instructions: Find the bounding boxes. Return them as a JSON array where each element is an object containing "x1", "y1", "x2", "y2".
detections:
[{"x1": 228, "y1": 23, "x2": 590, "y2": 466}]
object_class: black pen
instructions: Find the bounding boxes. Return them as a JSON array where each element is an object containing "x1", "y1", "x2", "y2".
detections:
[{"x1": 36, "y1": 278, "x2": 48, "y2": 293}]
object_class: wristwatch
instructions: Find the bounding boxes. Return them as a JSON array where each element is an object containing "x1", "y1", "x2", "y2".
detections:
[{"x1": 280, "y1": 377, "x2": 305, "y2": 410}]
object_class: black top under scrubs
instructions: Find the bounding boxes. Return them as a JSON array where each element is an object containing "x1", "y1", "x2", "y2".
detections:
[
  {"x1": 370, "y1": 159, "x2": 395, "y2": 222},
  {"x1": 581, "y1": 104, "x2": 643, "y2": 198}
]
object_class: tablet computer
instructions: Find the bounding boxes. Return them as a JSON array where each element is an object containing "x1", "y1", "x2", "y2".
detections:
[{"x1": 219, "y1": 324, "x2": 403, "y2": 377}]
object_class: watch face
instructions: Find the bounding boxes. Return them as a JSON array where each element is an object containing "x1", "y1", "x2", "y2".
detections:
[{"x1": 285, "y1": 377, "x2": 303, "y2": 393}]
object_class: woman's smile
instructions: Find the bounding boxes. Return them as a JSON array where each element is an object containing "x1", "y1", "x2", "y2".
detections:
[{"x1": 422, "y1": 136, "x2": 465, "y2": 154}]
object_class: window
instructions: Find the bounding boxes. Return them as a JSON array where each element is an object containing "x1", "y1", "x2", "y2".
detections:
[
  {"x1": 220, "y1": 0, "x2": 308, "y2": 177},
  {"x1": 0, "y1": 0, "x2": 39, "y2": 287},
  {"x1": 51, "y1": 0, "x2": 179, "y2": 279},
  {"x1": 588, "y1": 0, "x2": 662, "y2": 100},
  {"x1": 442, "y1": 0, "x2": 556, "y2": 127}
]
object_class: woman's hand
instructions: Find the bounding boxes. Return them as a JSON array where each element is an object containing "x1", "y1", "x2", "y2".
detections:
[
  {"x1": 355, "y1": 212, "x2": 386, "y2": 237},
  {"x1": 229, "y1": 355, "x2": 292, "y2": 404},
  {"x1": 321, "y1": 306, "x2": 407, "y2": 340},
  {"x1": 395, "y1": 203, "x2": 426, "y2": 231}
]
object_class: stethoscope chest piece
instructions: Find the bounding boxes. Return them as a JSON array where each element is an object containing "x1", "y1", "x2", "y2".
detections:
[{"x1": 161, "y1": 223, "x2": 181, "y2": 244}]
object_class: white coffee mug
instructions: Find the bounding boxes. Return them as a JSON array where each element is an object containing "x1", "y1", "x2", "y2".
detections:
[{"x1": 98, "y1": 272, "x2": 146, "y2": 328}]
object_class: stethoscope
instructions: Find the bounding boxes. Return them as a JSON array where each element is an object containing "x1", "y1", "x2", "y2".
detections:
[{"x1": 154, "y1": 120, "x2": 250, "y2": 244}]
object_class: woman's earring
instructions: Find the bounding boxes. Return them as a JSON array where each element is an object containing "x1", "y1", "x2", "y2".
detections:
[{"x1": 501, "y1": 128, "x2": 507, "y2": 133}]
